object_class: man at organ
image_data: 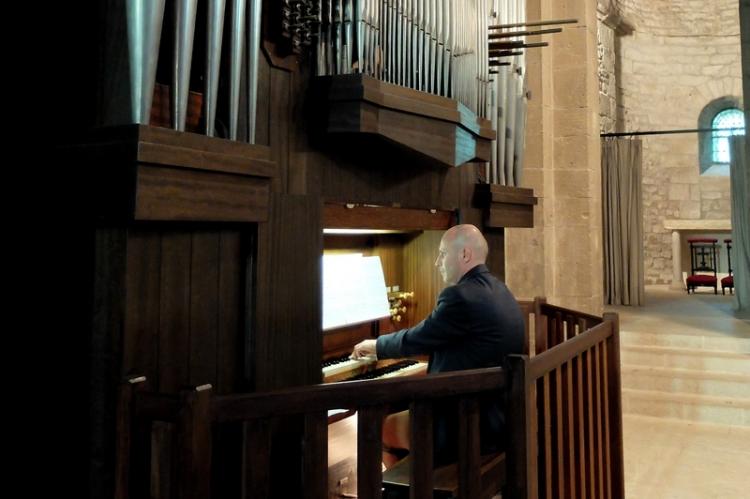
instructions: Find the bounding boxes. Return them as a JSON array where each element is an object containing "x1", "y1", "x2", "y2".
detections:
[{"x1": 351, "y1": 224, "x2": 525, "y2": 466}]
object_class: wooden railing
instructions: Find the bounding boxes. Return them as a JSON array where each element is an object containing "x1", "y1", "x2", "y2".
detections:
[
  {"x1": 508, "y1": 307, "x2": 624, "y2": 499},
  {"x1": 117, "y1": 368, "x2": 509, "y2": 499},
  {"x1": 115, "y1": 299, "x2": 624, "y2": 499}
]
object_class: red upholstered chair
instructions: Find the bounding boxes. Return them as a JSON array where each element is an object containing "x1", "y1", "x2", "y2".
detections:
[
  {"x1": 722, "y1": 238, "x2": 734, "y2": 295},
  {"x1": 686, "y1": 238, "x2": 718, "y2": 294}
]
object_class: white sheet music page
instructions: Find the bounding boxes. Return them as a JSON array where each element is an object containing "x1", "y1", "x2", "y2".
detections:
[{"x1": 322, "y1": 254, "x2": 391, "y2": 331}]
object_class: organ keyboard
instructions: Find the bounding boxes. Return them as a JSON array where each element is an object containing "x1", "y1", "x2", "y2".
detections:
[
  {"x1": 323, "y1": 356, "x2": 427, "y2": 383},
  {"x1": 344, "y1": 359, "x2": 427, "y2": 381},
  {"x1": 322, "y1": 354, "x2": 377, "y2": 377}
]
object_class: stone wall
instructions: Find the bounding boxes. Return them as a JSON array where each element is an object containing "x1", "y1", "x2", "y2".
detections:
[
  {"x1": 617, "y1": 0, "x2": 742, "y2": 284},
  {"x1": 505, "y1": 0, "x2": 603, "y2": 315},
  {"x1": 597, "y1": 3, "x2": 617, "y2": 133}
]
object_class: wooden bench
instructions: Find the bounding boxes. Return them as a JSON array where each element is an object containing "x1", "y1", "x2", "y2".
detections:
[{"x1": 382, "y1": 453, "x2": 506, "y2": 499}]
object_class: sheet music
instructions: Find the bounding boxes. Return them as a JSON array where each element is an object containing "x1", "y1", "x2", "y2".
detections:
[{"x1": 322, "y1": 254, "x2": 391, "y2": 330}]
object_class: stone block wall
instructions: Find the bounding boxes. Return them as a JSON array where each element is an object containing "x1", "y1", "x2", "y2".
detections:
[
  {"x1": 616, "y1": 0, "x2": 742, "y2": 284},
  {"x1": 506, "y1": 0, "x2": 603, "y2": 315},
  {"x1": 597, "y1": 8, "x2": 617, "y2": 133}
]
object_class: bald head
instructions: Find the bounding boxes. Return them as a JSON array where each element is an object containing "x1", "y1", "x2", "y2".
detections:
[{"x1": 435, "y1": 224, "x2": 489, "y2": 285}]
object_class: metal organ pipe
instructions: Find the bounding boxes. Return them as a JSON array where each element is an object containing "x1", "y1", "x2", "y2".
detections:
[
  {"x1": 246, "y1": 0, "x2": 262, "y2": 144},
  {"x1": 229, "y1": 0, "x2": 246, "y2": 140},
  {"x1": 205, "y1": 0, "x2": 226, "y2": 137},
  {"x1": 172, "y1": 0, "x2": 198, "y2": 132},
  {"x1": 126, "y1": 0, "x2": 166, "y2": 125}
]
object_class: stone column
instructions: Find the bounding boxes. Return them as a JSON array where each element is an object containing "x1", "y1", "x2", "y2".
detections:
[
  {"x1": 505, "y1": 0, "x2": 603, "y2": 315},
  {"x1": 671, "y1": 230, "x2": 683, "y2": 290}
]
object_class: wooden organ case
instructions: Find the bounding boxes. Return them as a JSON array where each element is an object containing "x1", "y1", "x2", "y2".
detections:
[{"x1": 57, "y1": 1, "x2": 539, "y2": 497}]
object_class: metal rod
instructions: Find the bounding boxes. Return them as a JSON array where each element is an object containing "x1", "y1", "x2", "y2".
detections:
[
  {"x1": 601, "y1": 127, "x2": 746, "y2": 137},
  {"x1": 489, "y1": 51, "x2": 523, "y2": 58},
  {"x1": 489, "y1": 18, "x2": 577, "y2": 29},
  {"x1": 489, "y1": 41, "x2": 547, "y2": 50},
  {"x1": 488, "y1": 27, "x2": 562, "y2": 39},
  {"x1": 488, "y1": 40, "x2": 524, "y2": 48}
]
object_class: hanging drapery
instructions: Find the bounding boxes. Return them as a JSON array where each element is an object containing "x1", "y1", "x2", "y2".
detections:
[
  {"x1": 729, "y1": 135, "x2": 750, "y2": 312},
  {"x1": 602, "y1": 137, "x2": 644, "y2": 306}
]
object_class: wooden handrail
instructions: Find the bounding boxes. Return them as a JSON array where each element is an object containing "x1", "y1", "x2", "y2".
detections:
[{"x1": 214, "y1": 367, "x2": 507, "y2": 422}]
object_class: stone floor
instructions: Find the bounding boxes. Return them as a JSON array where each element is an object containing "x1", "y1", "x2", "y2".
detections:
[{"x1": 606, "y1": 285, "x2": 750, "y2": 499}]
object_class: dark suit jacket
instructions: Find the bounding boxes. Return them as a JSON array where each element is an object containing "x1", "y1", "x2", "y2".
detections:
[
  {"x1": 376, "y1": 264, "x2": 525, "y2": 464},
  {"x1": 377, "y1": 264, "x2": 524, "y2": 371}
]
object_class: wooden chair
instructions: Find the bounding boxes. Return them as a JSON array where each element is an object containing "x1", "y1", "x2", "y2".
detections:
[
  {"x1": 686, "y1": 238, "x2": 718, "y2": 294},
  {"x1": 722, "y1": 238, "x2": 734, "y2": 295}
]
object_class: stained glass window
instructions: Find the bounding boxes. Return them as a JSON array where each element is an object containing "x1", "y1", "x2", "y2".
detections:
[{"x1": 711, "y1": 109, "x2": 745, "y2": 164}]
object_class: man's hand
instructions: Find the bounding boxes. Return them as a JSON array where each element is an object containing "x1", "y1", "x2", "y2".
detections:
[{"x1": 351, "y1": 339, "x2": 377, "y2": 360}]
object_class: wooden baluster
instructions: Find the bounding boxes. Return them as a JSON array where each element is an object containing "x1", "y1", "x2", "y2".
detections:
[
  {"x1": 549, "y1": 364, "x2": 563, "y2": 499},
  {"x1": 566, "y1": 314, "x2": 576, "y2": 339},
  {"x1": 522, "y1": 302, "x2": 532, "y2": 355},
  {"x1": 507, "y1": 355, "x2": 536, "y2": 499},
  {"x1": 564, "y1": 359, "x2": 576, "y2": 499},
  {"x1": 243, "y1": 418, "x2": 271, "y2": 499},
  {"x1": 534, "y1": 297, "x2": 547, "y2": 356},
  {"x1": 177, "y1": 384, "x2": 213, "y2": 499},
  {"x1": 546, "y1": 315, "x2": 555, "y2": 352},
  {"x1": 566, "y1": 314, "x2": 579, "y2": 499},
  {"x1": 409, "y1": 400, "x2": 434, "y2": 499},
  {"x1": 114, "y1": 375, "x2": 147, "y2": 499},
  {"x1": 304, "y1": 411, "x2": 329, "y2": 498},
  {"x1": 576, "y1": 318, "x2": 588, "y2": 498},
  {"x1": 584, "y1": 347, "x2": 596, "y2": 499},
  {"x1": 534, "y1": 305, "x2": 550, "y2": 498},
  {"x1": 574, "y1": 353, "x2": 586, "y2": 499},
  {"x1": 358, "y1": 406, "x2": 385, "y2": 499},
  {"x1": 602, "y1": 339, "x2": 612, "y2": 499},
  {"x1": 538, "y1": 372, "x2": 552, "y2": 499},
  {"x1": 458, "y1": 398, "x2": 481, "y2": 499},
  {"x1": 593, "y1": 343, "x2": 605, "y2": 499},
  {"x1": 604, "y1": 313, "x2": 625, "y2": 499}
]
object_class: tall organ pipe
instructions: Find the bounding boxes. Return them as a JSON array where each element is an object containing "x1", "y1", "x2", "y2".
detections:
[{"x1": 126, "y1": 0, "x2": 166, "y2": 124}]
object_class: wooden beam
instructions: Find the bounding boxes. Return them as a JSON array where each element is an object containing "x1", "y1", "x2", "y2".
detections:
[{"x1": 324, "y1": 203, "x2": 455, "y2": 231}]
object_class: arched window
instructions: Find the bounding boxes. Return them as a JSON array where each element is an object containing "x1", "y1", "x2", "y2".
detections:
[
  {"x1": 711, "y1": 108, "x2": 745, "y2": 164},
  {"x1": 698, "y1": 96, "x2": 744, "y2": 176}
]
